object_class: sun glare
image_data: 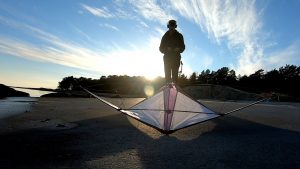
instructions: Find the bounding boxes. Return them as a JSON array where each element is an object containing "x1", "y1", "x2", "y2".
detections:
[
  {"x1": 144, "y1": 73, "x2": 159, "y2": 81},
  {"x1": 142, "y1": 56, "x2": 163, "y2": 80},
  {"x1": 144, "y1": 85, "x2": 155, "y2": 97},
  {"x1": 94, "y1": 36, "x2": 165, "y2": 81}
]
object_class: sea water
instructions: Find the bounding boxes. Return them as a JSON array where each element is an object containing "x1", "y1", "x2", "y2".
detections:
[
  {"x1": 0, "y1": 88, "x2": 55, "y2": 119},
  {"x1": 0, "y1": 97, "x2": 37, "y2": 119},
  {"x1": 0, "y1": 88, "x2": 54, "y2": 119},
  {"x1": 13, "y1": 88, "x2": 54, "y2": 97}
]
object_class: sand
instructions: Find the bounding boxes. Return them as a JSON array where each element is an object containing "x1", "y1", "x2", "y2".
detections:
[{"x1": 0, "y1": 97, "x2": 300, "y2": 169}]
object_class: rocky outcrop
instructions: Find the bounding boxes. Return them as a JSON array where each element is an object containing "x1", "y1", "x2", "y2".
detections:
[
  {"x1": 0, "y1": 84, "x2": 29, "y2": 98},
  {"x1": 41, "y1": 92, "x2": 89, "y2": 98},
  {"x1": 183, "y1": 84, "x2": 259, "y2": 101}
]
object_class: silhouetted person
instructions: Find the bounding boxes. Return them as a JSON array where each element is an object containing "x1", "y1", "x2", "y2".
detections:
[{"x1": 159, "y1": 20, "x2": 185, "y2": 83}]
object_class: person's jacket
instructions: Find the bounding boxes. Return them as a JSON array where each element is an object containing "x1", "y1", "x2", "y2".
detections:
[{"x1": 159, "y1": 30, "x2": 185, "y2": 58}]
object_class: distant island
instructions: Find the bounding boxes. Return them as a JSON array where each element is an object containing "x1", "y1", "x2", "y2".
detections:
[
  {"x1": 51, "y1": 64, "x2": 300, "y2": 102},
  {"x1": 0, "y1": 84, "x2": 29, "y2": 98},
  {"x1": 11, "y1": 86, "x2": 56, "y2": 92}
]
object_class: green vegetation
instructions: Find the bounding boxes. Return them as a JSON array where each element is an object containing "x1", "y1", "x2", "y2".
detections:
[{"x1": 58, "y1": 64, "x2": 300, "y2": 100}]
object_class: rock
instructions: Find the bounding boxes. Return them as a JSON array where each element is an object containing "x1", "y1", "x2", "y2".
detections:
[
  {"x1": 0, "y1": 84, "x2": 29, "y2": 98},
  {"x1": 41, "y1": 118, "x2": 51, "y2": 122},
  {"x1": 56, "y1": 124, "x2": 66, "y2": 128},
  {"x1": 41, "y1": 92, "x2": 89, "y2": 98},
  {"x1": 183, "y1": 84, "x2": 258, "y2": 101}
]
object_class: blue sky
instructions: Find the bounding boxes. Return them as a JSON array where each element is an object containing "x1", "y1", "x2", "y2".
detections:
[{"x1": 1, "y1": 0, "x2": 300, "y2": 88}]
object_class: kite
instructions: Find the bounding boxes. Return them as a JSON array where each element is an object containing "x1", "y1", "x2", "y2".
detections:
[{"x1": 81, "y1": 83, "x2": 269, "y2": 134}]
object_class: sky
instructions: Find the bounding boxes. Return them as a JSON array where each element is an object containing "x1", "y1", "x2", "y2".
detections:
[{"x1": 1, "y1": 0, "x2": 300, "y2": 89}]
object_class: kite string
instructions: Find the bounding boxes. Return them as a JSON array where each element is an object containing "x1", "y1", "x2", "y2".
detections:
[
  {"x1": 218, "y1": 100, "x2": 227, "y2": 114},
  {"x1": 115, "y1": 90, "x2": 126, "y2": 109},
  {"x1": 216, "y1": 91, "x2": 276, "y2": 115},
  {"x1": 81, "y1": 84, "x2": 127, "y2": 109}
]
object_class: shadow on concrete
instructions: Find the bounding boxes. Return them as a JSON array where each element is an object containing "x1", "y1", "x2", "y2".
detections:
[{"x1": 0, "y1": 112, "x2": 300, "y2": 169}]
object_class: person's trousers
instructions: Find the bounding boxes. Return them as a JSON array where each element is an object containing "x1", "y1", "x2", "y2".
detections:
[{"x1": 164, "y1": 55, "x2": 181, "y2": 83}]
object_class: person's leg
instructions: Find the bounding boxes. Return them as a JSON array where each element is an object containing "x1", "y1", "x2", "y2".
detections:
[
  {"x1": 164, "y1": 56, "x2": 171, "y2": 83},
  {"x1": 171, "y1": 57, "x2": 181, "y2": 83}
]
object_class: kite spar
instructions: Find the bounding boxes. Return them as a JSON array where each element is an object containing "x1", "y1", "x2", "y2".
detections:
[{"x1": 81, "y1": 83, "x2": 270, "y2": 134}]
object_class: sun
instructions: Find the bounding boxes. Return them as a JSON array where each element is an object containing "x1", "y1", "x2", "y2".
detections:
[
  {"x1": 142, "y1": 60, "x2": 164, "y2": 80},
  {"x1": 144, "y1": 73, "x2": 159, "y2": 81},
  {"x1": 100, "y1": 36, "x2": 164, "y2": 79}
]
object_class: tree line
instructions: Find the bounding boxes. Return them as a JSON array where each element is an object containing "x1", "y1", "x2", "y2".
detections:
[{"x1": 58, "y1": 64, "x2": 300, "y2": 98}]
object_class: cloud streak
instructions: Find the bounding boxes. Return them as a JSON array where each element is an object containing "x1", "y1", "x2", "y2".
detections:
[
  {"x1": 99, "y1": 23, "x2": 120, "y2": 31},
  {"x1": 81, "y1": 4, "x2": 114, "y2": 18},
  {"x1": 168, "y1": 0, "x2": 264, "y2": 75},
  {"x1": 265, "y1": 41, "x2": 300, "y2": 69},
  {"x1": 128, "y1": 0, "x2": 174, "y2": 25},
  {"x1": 0, "y1": 16, "x2": 164, "y2": 77}
]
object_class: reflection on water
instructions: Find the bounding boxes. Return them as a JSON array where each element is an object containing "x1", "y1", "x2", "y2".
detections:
[
  {"x1": 13, "y1": 88, "x2": 54, "y2": 97},
  {"x1": 0, "y1": 97, "x2": 37, "y2": 119}
]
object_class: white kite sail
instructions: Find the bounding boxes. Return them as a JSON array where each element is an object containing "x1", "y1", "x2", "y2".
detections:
[
  {"x1": 82, "y1": 82, "x2": 269, "y2": 133},
  {"x1": 121, "y1": 83, "x2": 219, "y2": 133},
  {"x1": 82, "y1": 83, "x2": 219, "y2": 133}
]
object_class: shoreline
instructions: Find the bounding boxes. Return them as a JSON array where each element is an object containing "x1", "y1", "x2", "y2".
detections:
[{"x1": 0, "y1": 97, "x2": 37, "y2": 120}]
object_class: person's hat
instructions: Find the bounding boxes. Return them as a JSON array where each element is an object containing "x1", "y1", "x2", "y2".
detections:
[{"x1": 167, "y1": 20, "x2": 177, "y2": 28}]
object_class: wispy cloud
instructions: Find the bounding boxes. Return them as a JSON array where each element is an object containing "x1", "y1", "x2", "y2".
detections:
[
  {"x1": 81, "y1": 1, "x2": 173, "y2": 28},
  {"x1": 265, "y1": 41, "x2": 300, "y2": 69},
  {"x1": 81, "y1": 4, "x2": 114, "y2": 18},
  {"x1": 235, "y1": 42, "x2": 264, "y2": 75},
  {"x1": 139, "y1": 21, "x2": 149, "y2": 28},
  {"x1": 173, "y1": 0, "x2": 260, "y2": 45},
  {"x1": 81, "y1": 3, "x2": 136, "y2": 20},
  {"x1": 0, "y1": 34, "x2": 103, "y2": 71},
  {"x1": 202, "y1": 55, "x2": 214, "y2": 68},
  {"x1": 99, "y1": 23, "x2": 120, "y2": 31},
  {"x1": 128, "y1": 0, "x2": 174, "y2": 25},
  {"x1": 73, "y1": 26, "x2": 94, "y2": 42},
  {"x1": 114, "y1": 6, "x2": 136, "y2": 19},
  {"x1": 168, "y1": 0, "x2": 264, "y2": 75},
  {"x1": 0, "y1": 16, "x2": 164, "y2": 77}
]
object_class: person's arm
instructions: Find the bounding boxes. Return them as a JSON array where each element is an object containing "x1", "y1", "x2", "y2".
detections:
[
  {"x1": 179, "y1": 34, "x2": 185, "y2": 53},
  {"x1": 159, "y1": 35, "x2": 167, "y2": 54}
]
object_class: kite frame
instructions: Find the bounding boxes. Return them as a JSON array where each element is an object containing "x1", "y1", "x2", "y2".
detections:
[{"x1": 80, "y1": 84, "x2": 270, "y2": 134}]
